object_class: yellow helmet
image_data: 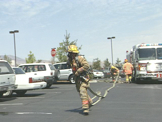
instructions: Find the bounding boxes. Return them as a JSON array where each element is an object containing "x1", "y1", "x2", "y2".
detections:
[
  {"x1": 68, "y1": 45, "x2": 79, "y2": 53},
  {"x1": 111, "y1": 65, "x2": 115, "y2": 69},
  {"x1": 124, "y1": 59, "x2": 128, "y2": 63}
]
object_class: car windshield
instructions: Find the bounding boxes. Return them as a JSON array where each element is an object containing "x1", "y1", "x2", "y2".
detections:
[
  {"x1": 93, "y1": 69, "x2": 99, "y2": 72},
  {"x1": 54, "y1": 64, "x2": 59, "y2": 69},
  {"x1": 0, "y1": 62, "x2": 14, "y2": 74},
  {"x1": 49, "y1": 64, "x2": 55, "y2": 70},
  {"x1": 13, "y1": 68, "x2": 25, "y2": 74},
  {"x1": 138, "y1": 48, "x2": 156, "y2": 60}
]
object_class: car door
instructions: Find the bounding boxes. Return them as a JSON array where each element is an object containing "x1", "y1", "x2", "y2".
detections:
[
  {"x1": 59, "y1": 63, "x2": 72, "y2": 80},
  {"x1": 0, "y1": 62, "x2": 15, "y2": 88},
  {"x1": 54, "y1": 64, "x2": 62, "y2": 80}
]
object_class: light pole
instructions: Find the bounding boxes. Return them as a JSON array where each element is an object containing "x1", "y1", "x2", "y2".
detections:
[
  {"x1": 9, "y1": 30, "x2": 19, "y2": 67},
  {"x1": 107, "y1": 36, "x2": 115, "y2": 65}
]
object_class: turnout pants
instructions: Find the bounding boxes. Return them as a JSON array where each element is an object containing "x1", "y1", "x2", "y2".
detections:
[
  {"x1": 111, "y1": 75, "x2": 117, "y2": 82},
  {"x1": 75, "y1": 76, "x2": 92, "y2": 110},
  {"x1": 125, "y1": 74, "x2": 132, "y2": 83}
]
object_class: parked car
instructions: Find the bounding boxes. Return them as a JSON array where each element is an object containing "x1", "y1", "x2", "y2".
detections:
[
  {"x1": 10, "y1": 67, "x2": 47, "y2": 96},
  {"x1": 116, "y1": 66, "x2": 126, "y2": 78},
  {"x1": 0, "y1": 60, "x2": 17, "y2": 97},
  {"x1": 101, "y1": 69, "x2": 111, "y2": 78},
  {"x1": 92, "y1": 69, "x2": 104, "y2": 79},
  {"x1": 19, "y1": 63, "x2": 60, "y2": 88},
  {"x1": 53, "y1": 62, "x2": 75, "y2": 84},
  {"x1": 105, "y1": 66, "x2": 126, "y2": 78}
]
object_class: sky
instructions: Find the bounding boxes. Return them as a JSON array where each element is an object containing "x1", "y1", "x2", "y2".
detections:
[{"x1": 0, "y1": 0, "x2": 162, "y2": 64}]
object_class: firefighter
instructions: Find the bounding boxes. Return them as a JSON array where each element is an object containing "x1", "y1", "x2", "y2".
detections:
[
  {"x1": 123, "y1": 59, "x2": 134, "y2": 83},
  {"x1": 110, "y1": 65, "x2": 119, "y2": 83},
  {"x1": 67, "y1": 45, "x2": 92, "y2": 114}
]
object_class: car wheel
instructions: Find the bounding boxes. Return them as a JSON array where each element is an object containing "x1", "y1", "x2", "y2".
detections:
[
  {"x1": 53, "y1": 78, "x2": 57, "y2": 83},
  {"x1": 69, "y1": 75, "x2": 75, "y2": 84},
  {"x1": 45, "y1": 83, "x2": 52, "y2": 88},
  {"x1": 3, "y1": 90, "x2": 13, "y2": 97},
  {"x1": 0, "y1": 92, "x2": 4, "y2": 97},
  {"x1": 15, "y1": 90, "x2": 27, "y2": 96}
]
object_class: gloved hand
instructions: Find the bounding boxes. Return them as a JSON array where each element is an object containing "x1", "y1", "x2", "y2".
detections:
[{"x1": 75, "y1": 72, "x2": 79, "y2": 76}]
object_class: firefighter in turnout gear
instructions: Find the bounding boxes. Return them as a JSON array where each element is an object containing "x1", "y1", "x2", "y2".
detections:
[
  {"x1": 67, "y1": 45, "x2": 92, "y2": 114},
  {"x1": 110, "y1": 65, "x2": 119, "y2": 83},
  {"x1": 123, "y1": 59, "x2": 134, "y2": 83}
]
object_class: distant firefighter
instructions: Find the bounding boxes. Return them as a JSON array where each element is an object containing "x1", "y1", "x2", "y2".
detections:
[
  {"x1": 123, "y1": 59, "x2": 134, "y2": 83},
  {"x1": 110, "y1": 65, "x2": 119, "y2": 83}
]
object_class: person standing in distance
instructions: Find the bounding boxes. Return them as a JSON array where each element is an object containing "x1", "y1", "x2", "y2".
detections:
[{"x1": 123, "y1": 59, "x2": 134, "y2": 83}]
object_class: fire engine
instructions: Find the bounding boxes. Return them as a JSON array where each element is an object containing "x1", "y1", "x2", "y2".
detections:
[{"x1": 126, "y1": 43, "x2": 162, "y2": 82}]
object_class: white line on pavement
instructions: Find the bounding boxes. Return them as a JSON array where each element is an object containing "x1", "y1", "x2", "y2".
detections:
[
  {"x1": 0, "y1": 103, "x2": 23, "y2": 106},
  {"x1": 16, "y1": 112, "x2": 52, "y2": 115}
]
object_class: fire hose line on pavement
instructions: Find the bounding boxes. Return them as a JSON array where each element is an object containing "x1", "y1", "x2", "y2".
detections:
[{"x1": 88, "y1": 73, "x2": 119, "y2": 106}]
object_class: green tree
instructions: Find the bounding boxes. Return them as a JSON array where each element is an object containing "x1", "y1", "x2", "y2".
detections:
[
  {"x1": 4, "y1": 55, "x2": 12, "y2": 64},
  {"x1": 25, "y1": 51, "x2": 36, "y2": 63},
  {"x1": 115, "y1": 58, "x2": 122, "y2": 66},
  {"x1": 103, "y1": 58, "x2": 110, "y2": 69},
  {"x1": 36, "y1": 59, "x2": 42, "y2": 63},
  {"x1": 92, "y1": 58, "x2": 101, "y2": 70},
  {"x1": 56, "y1": 30, "x2": 82, "y2": 62}
]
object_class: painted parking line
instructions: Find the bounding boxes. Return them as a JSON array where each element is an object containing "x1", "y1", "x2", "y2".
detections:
[
  {"x1": 18, "y1": 97, "x2": 45, "y2": 99},
  {"x1": 16, "y1": 112, "x2": 52, "y2": 115},
  {"x1": 0, "y1": 103, "x2": 23, "y2": 106}
]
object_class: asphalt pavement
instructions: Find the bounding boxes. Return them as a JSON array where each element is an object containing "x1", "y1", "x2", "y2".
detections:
[{"x1": 1, "y1": 78, "x2": 162, "y2": 122}]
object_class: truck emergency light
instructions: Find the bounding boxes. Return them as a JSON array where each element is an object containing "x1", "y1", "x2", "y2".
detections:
[{"x1": 139, "y1": 43, "x2": 162, "y2": 47}]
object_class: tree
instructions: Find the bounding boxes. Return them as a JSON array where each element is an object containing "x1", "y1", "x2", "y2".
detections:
[
  {"x1": 25, "y1": 51, "x2": 36, "y2": 63},
  {"x1": 36, "y1": 59, "x2": 42, "y2": 63},
  {"x1": 56, "y1": 30, "x2": 82, "y2": 62},
  {"x1": 4, "y1": 55, "x2": 12, "y2": 64},
  {"x1": 103, "y1": 58, "x2": 111, "y2": 69},
  {"x1": 115, "y1": 58, "x2": 122, "y2": 66},
  {"x1": 92, "y1": 58, "x2": 101, "y2": 70}
]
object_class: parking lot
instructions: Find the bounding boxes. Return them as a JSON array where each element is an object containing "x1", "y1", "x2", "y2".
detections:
[{"x1": 1, "y1": 78, "x2": 162, "y2": 122}]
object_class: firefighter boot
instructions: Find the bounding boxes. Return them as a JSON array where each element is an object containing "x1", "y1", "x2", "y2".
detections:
[
  {"x1": 82, "y1": 100, "x2": 89, "y2": 115},
  {"x1": 129, "y1": 76, "x2": 132, "y2": 83}
]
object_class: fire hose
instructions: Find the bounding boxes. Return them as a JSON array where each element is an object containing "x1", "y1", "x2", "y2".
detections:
[{"x1": 80, "y1": 73, "x2": 119, "y2": 106}]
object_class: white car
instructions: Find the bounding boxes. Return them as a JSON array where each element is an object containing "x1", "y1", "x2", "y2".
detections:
[
  {"x1": 0, "y1": 60, "x2": 17, "y2": 97},
  {"x1": 10, "y1": 67, "x2": 47, "y2": 96},
  {"x1": 54, "y1": 62, "x2": 75, "y2": 84},
  {"x1": 19, "y1": 63, "x2": 60, "y2": 88},
  {"x1": 93, "y1": 69, "x2": 104, "y2": 79}
]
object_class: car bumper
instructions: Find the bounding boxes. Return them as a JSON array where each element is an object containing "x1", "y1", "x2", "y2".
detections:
[
  {"x1": 44, "y1": 76, "x2": 55, "y2": 84},
  {"x1": 0, "y1": 84, "x2": 17, "y2": 91},
  {"x1": 15, "y1": 82, "x2": 47, "y2": 90},
  {"x1": 136, "y1": 73, "x2": 162, "y2": 81},
  {"x1": 93, "y1": 75, "x2": 104, "y2": 78}
]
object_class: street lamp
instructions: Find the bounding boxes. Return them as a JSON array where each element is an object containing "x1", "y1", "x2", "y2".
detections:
[
  {"x1": 9, "y1": 30, "x2": 19, "y2": 67},
  {"x1": 107, "y1": 36, "x2": 115, "y2": 65}
]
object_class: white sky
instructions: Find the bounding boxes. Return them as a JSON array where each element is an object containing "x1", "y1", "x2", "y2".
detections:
[{"x1": 0, "y1": 0, "x2": 162, "y2": 64}]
